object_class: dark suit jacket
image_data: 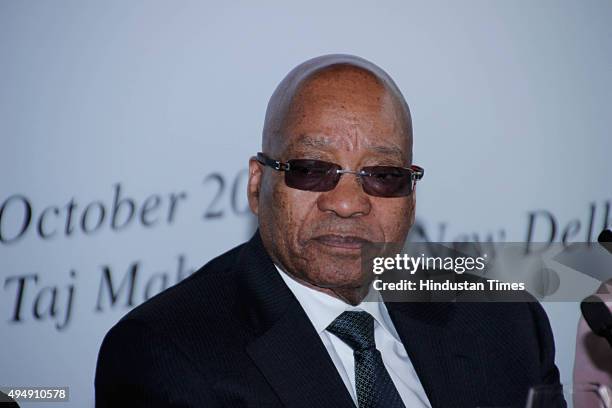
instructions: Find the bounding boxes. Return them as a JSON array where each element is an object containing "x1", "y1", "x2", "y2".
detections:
[{"x1": 95, "y1": 230, "x2": 560, "y2": 407}]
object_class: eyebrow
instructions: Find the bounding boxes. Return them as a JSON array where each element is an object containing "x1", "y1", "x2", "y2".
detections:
[
  {"x1": 295, "y1": 134, "x2": 333, "y2": 149},
  {"x1": 366, "y1": 144, "x2": 405, "y2": 160},
  {"x1": 290, "y1": 133, "x2": 406, "y2": 162}
]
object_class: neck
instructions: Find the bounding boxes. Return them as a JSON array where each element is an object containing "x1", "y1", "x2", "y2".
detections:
[{"x1": 282, "y1": 270, "x2": 372, "y2": 306}]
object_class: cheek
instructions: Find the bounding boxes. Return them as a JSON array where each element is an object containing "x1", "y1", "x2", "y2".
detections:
[
  {"x1": 267, "y1": 182, "x2": 317, "y2": 240},
  {"x1": 373, "y1": 198, "x2": 415, "y2": 240}
]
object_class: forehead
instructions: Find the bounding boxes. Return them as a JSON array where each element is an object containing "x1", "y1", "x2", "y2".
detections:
[
  {"x1": 279, "y1": 72, "x2": 410, "y2": 161},
  {"x1": 287, "y1": 133, "x2": 406, "y2": 163}
]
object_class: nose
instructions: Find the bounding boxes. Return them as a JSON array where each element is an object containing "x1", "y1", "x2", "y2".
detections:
[{"x1": 316, "y1": 173, "x2": 372, "y2": 218}]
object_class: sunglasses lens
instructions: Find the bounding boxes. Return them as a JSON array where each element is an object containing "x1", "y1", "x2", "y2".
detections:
[
  {"x1": 285, "y1": 160, "x2": 340, "y2": 191},
  {"x1": 361, "y1": 166, "x2": 413, "y2": 197}
]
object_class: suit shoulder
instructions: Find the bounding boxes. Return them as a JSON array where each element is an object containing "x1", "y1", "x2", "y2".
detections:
[
  {"x1": 117, "y1": 241, "x2": 246, "y2": 326},
  {"x1": 457, "y1": 299, "x2": 541, "y2": 322}
]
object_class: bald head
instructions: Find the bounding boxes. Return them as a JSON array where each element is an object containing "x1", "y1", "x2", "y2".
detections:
[{"x1": 262, "y1": 54, "x2": 413, "y2": 162}]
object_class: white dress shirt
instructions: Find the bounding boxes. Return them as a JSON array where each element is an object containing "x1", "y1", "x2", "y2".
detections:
[{"x1": 275, "y1": 265, "x2": 431, "y2": 407}]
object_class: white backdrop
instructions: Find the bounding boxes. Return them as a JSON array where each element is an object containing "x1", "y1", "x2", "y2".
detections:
[{"x1": 1, "y1": 1, "x2": 611, "y2": 406}]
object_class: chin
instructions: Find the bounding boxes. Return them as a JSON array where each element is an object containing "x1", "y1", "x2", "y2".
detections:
[{"x1": 306, "y1": 269, "x2": 366, "y2": 289}]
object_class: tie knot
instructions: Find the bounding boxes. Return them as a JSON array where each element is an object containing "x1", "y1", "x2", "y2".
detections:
[{"x1": 327, "y1": 310, "x2": 376, "y2": 352}]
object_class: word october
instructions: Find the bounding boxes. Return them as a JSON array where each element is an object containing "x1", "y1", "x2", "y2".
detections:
[{"x1": 372, "y1": 253, "x2": 487, "y2": 275}]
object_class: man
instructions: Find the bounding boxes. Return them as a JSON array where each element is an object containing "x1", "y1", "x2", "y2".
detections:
[{"x1": 95, "y1": 54, "x2": 560, "y2": 407}]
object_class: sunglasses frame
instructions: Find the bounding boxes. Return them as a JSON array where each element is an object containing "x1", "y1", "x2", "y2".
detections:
[{"x1": 255, "y1": 152, "x2": 424, "y2": 196}]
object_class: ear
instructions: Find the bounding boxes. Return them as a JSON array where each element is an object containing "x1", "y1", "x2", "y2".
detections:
[{"x1": 247, "y1": 157, "x2": 263, "y2": 215}]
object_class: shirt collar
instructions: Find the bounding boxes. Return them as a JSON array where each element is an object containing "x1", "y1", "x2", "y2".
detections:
[{"x1": 274, "y1": 264, "x2": 401, "y2": 342}]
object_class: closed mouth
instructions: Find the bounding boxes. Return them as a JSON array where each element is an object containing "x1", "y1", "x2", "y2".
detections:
[{"x1": 312, "y1": 234, "x2": 371, "y2": 250}]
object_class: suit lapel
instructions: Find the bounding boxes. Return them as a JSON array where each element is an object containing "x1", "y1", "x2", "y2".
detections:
[
  {"x1": 246, "y1": 301, "x2": 356, "y2": 408},
  {"x1": 238, "y1": 231, "x2": 355, "y2": 408},
  {"x1": 386, "y1": 302, "x2": 486, "y2": 408}
]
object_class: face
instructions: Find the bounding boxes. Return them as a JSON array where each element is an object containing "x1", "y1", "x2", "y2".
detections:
[{"x1": 248, "y1": 68, "x2": 415, "y2": 302}]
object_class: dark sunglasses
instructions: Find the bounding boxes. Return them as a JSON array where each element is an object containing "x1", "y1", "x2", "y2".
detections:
[{"x1": 256, "y1": 152, "x2": 424, "y2": 197}]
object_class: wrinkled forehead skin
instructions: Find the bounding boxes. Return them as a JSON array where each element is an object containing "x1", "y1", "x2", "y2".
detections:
[{"x1": 262, "y1": 54, "x2": 413, "y2": 162}]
